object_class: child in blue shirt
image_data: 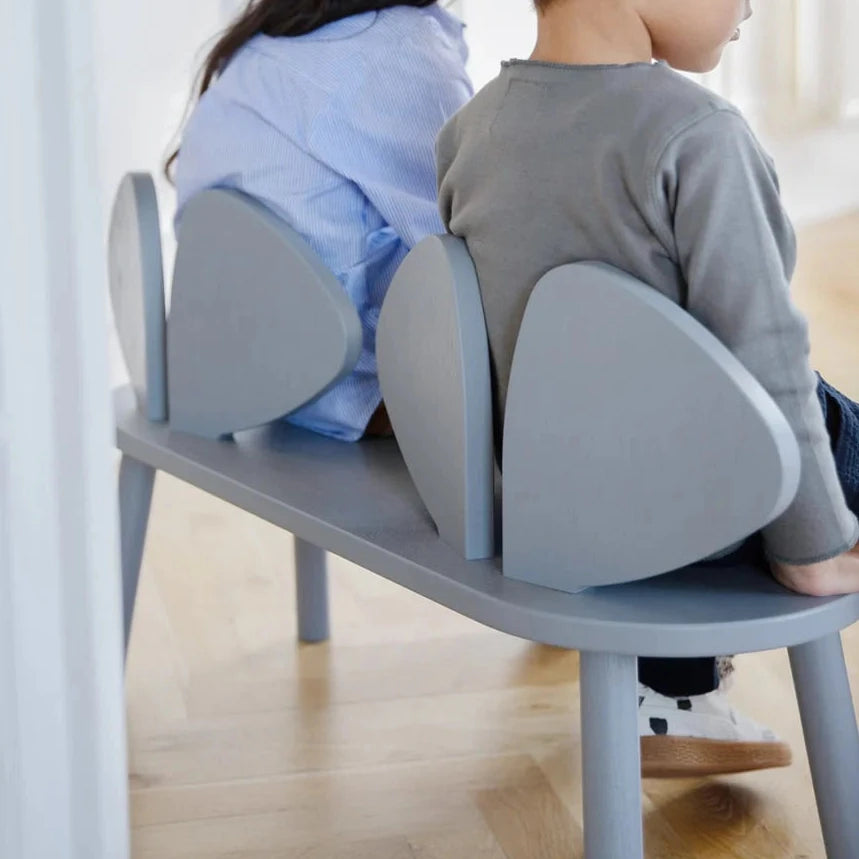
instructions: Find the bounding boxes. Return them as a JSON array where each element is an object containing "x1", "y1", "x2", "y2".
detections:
[{"x1": 171, "y1": 1, "x2": 472, "y2": 441}]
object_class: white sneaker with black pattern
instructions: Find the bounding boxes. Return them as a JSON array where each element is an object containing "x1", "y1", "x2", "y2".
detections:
[{"x1": 638, "y1": 682, "x2": 792, "y2": 778}]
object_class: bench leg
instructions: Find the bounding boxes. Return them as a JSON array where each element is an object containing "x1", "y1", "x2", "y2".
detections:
[
  {"x1": 118, "y1": 455, "x2": 155, "y2": 657},
  {"x1": 294, "y1": 537, "x2": 329, "y2": 643},
  {"x1": 580, "y1": 651, "x2": 644, "y2": 859},
  {"x1": 790, "y1": 633, "x2": 859, "y2": 859}
]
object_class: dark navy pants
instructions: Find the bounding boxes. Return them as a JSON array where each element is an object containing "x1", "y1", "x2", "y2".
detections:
[
  {"x1": 816, "y1": 375, "x2": 859, "y2": 512},
  {"x1": 640, "y1": 375, "x2": 859, "y2": 697}
]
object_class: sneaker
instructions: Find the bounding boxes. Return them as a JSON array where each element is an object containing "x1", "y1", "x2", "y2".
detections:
[{"x1": 638, "y1": 682, "x2": 792, "y2": 778}]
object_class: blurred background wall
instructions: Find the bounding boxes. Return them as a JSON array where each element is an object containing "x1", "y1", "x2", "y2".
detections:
[{"x1": 91, "y1": 0, "x2": 859, "y2": 380}]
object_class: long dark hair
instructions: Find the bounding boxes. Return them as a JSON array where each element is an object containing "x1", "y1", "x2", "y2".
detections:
[{"x1": 166, "y1": 0, "x2": 438, "y2": 177}]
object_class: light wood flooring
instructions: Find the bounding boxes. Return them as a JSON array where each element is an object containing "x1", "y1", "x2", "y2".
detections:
[{"x1": 127, "y1": 213, "x2": 859, "y2": 859}]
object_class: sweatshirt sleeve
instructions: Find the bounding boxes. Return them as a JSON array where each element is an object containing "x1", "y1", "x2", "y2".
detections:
[
  {"x1": 436, "y1": 114, "x2": 459, "y2": 231},
  {"x1": 655, "y1": 108, "x2": 858, "y2": 564}
]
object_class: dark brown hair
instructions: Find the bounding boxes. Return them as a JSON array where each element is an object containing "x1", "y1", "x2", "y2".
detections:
[{"x1": 166, "y1": 0, "x2": 438, "y2": 177}]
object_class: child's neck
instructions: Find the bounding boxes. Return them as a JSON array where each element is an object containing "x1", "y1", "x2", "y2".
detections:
[{"x1": 530, "y1": 3, "x2": 654, "y2": 66}]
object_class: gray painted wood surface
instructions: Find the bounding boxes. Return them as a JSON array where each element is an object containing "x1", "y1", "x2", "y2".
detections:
[
  {"x1": 503, "y1": 262, "x2": 801, "y2": 592},
  {"x1": 118, "y1": 455, "x2": 155, "y2": 652},
  {"x1": 377, "y1": 236, "x2": 495, "y2": 560},
  {"x1": 580, "y1": 652, "x2": 644, "y2": 859},
  {"x1": 108, "y1": 173, "x2": 167, "y2": 422},
  {"x1": 789, "y1": 634, "x2": 859, "y2": 858},
  {"x1": 294, "y1": 537, "x2": 330, "y2": 643},
  {"x1": 114, "y1": 386, "x2": 858, "y2": 657},
  {"x1": 168, "y1": 189, "x2": 362, "y2": 438}
]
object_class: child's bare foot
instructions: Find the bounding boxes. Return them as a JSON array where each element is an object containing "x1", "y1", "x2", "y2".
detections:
[{"x1": 771, "y1": 554, "x2": 859, "y2": 596}]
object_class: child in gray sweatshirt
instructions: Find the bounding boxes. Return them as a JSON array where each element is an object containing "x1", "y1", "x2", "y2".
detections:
[{"x1": 437, "y1": 0, "x2": 859, "y2": 777}]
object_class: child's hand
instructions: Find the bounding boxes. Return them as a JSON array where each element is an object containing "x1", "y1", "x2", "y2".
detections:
[{"x1": 770, "y1": 554, "x2": 859, "y2": 597}]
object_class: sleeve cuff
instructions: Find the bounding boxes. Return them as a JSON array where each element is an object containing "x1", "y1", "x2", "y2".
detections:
[{"x1": 765, "y1": 516, "x2": 859, "y2": 566}]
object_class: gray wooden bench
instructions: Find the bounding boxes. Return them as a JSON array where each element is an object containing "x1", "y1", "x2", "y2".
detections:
[{"x1": 110, "y1": 173, "x2": 859, "y2": 859}]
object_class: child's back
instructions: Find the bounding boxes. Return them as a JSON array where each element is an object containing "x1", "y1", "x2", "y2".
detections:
[
  {"x1": 438, "y1": 0, "x2": 859, "y2": 779},
  {"x1": 175, "y1": 3, "x2": 471, "y2": 441},
  {"x1": 437, "y1": 59, "x2": 857, "y2": 566}
]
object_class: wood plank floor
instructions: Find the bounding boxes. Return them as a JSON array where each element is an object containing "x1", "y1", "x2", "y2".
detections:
[{"x1": 127, "y1": 213, "x2": 859, "y2": 858}]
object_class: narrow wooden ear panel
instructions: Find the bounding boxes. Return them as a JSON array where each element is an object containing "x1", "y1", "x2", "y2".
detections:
[
  {"x1": 108, "y1": 173, "x2": 167, "y2": 422},
  {"x1": 377, "y1": 236, "x2": 495, "y2": 560},
  {"x1": 167, "y1": 190, "x2": 362, "y2": 438}
]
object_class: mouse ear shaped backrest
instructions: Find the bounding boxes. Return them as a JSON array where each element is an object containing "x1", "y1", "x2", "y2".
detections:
[
  {"x1": 167, "y1": 189, "x2": 362, "y2": 438},
  {"x1": 108, "y1": 173, "x2": 167, "y2": 422},
  {"x1": 502, "y1": 262, "x2": 800, "y2": 592},
  {"x1": 377, "y1": 236, "x2": 495, "y2": 560}
]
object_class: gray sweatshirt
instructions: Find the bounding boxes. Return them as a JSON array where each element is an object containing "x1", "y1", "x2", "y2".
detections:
[{"x1": 437, "y1": 59, "x2": 859, "y2": 565}]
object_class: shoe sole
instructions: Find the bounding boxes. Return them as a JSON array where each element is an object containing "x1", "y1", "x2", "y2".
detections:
[{"x1": 641, "y1": 736, "x2": 792, "y2": 779}]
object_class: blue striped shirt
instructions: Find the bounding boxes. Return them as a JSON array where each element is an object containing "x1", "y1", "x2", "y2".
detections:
[{"x1": 174, "y1": 3, "x2": 473, "y2": 440}]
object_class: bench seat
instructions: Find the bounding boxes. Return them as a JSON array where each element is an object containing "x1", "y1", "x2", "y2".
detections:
[{"x1": 115, "y1": 386, "x2": 859, "y2": 657}]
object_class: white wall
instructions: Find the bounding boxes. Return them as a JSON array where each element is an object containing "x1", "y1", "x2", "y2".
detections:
[
  {"x1": 460, "y1": 0, "x2": 537, "y2": 89},
  {"x1": 846, "y1": 0, "x2": 859, "y2": 117},
  {"x1": 92, "y1": 0, "x2": 241, "y2": 221},
  {"x1": 92, "y1": 0, "x2": 240, "y2": 384}
]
